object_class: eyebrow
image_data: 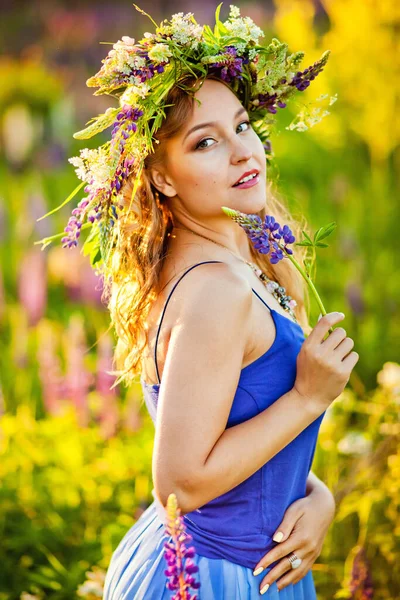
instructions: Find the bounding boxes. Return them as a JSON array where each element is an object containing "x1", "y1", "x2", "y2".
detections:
[{"x1": 183, "y1": 106, "x2": 248, "y2": 143}]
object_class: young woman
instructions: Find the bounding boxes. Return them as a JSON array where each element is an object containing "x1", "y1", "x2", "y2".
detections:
[{"x1": 101, "y1": 75, "x2": 358, "y2": 598}]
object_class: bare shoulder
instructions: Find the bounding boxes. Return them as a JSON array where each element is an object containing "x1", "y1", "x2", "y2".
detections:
[{"x1": 172, "y1": 260, "x2": 252, "y2": 317}]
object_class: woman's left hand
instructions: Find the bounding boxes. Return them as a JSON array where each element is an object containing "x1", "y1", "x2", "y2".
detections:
[{"x1": 253, "y1": 489, "x2": 336, "y2": 594}]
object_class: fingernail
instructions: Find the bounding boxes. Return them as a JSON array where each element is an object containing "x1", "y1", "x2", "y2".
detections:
[
  {"x1": 318, "y1": 313, "x2": 322, "y2": 321},
  {"x1": 273, "y1": 531, "x2": 284, "y2": 542},
  {"x1": 260, "y1": 583, "x2": 270, "y2": 595},
  {"x1": 253, "y1": 567, "x2": 264, "y2": 576}
]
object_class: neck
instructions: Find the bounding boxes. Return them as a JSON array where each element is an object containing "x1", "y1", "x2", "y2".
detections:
[{"x1": 171, "y1": 223, "x2": 254, "y2": 264}]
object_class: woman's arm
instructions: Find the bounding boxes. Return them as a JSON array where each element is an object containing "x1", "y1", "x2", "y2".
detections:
[
  {"x1": 306, "y1": 470, "x2": 336, "y2": 511},
  {"x1": 152, "y1": 264, "x2": 325, "y2": 513}
]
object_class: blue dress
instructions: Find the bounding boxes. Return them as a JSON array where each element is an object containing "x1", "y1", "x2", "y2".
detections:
[{"x1": 103, "y1": 261, "x2": 326, "y2": 599}]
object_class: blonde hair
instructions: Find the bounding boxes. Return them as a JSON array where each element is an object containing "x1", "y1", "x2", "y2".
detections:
[{"x1": 103, "y1": 75, "x2": 313, "y2": 389}]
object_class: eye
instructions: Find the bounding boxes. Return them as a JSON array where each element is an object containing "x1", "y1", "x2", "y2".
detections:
[
  {"x1": 194, "y1": 120, "x2": 252, "y2": 150},
  {"x1": 237, "y1": 120, "x2": 251, "y2": 133},
  {"x1": 195, "y1": 137, "x2": 215, "y2": 150}
]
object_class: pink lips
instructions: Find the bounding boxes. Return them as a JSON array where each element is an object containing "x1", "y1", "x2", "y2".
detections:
[{"x1": 232, "y1": 173, "x2": 260, "y2": 189}]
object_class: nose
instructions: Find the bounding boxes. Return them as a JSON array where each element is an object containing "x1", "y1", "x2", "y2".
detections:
[{"x1": 230, "y1": 135, "x2": 253, "y2": 164}]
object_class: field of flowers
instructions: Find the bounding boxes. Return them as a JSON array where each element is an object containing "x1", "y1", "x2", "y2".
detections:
[{"x1": 0, "y1": 0, "x2": 398, "y2": 598}]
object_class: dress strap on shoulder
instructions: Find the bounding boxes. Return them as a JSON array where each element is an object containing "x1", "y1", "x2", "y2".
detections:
[
  {"x1": 251, "y1": 287, "x2": 273, "y2": 312},
  {"x1": 154, "y1": 260, "x2": 224, "y2": 384}
]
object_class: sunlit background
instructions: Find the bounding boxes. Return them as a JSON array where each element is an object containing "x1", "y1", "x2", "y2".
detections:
[{"x1": 0, "y1": 1, "x2": 399, "y2": 598}]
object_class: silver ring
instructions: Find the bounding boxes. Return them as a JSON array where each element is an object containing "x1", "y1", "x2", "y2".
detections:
[{"x1": 287, "y1": 552, "x2": 302, "y2": 569}]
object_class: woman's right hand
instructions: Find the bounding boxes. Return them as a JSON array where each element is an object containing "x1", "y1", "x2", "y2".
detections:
[{"x1": 293, "y1": 312, "x2": 359, "y2": 414}]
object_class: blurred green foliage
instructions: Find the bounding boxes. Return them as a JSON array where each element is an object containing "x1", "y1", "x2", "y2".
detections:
[{"x1": 0, "y1": 402, "x2": 154, "y2": 600}]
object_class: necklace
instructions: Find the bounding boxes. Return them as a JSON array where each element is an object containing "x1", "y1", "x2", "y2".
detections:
[{"x1": 171, "y1": 226, "x2": 298, "y2": 323}]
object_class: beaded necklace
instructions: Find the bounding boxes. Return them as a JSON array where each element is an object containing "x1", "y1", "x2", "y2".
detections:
[{"x1": 171, "y1": 226, "x2": 298, "y2": 323}]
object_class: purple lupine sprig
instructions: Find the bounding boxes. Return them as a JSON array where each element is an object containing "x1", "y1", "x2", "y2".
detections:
[
  {"x1": 348, "y1": 546, "x2": 374, "y2": 599},
  {"x1": 61, "y1": 198, "x2": 90, "y2": 248},
  {"x1": 221, "y1": 207, "x2": 337, "y2": 332},
  {"x1": 163, "y1": 493, "x2": 200, "y2": 600},
  {"x1": 208, "y1": 45, "x2": 250, "y2": 83},
  {"x1": 289, "y1": 58, "x2": 327, "y2": 92},
  {"x1": 253, "y1": 91, "x2": 287, "y2": 114},
  {"x1": 112, "y1": 106, "x2": 144, "y2": 140}
]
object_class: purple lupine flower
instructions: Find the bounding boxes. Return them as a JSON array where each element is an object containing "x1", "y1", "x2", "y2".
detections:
[
  {"x1": 61, "y1": 198, "x2": 90, "y2": 248},
  {"x1": 232, "y1": 212, "x2": 296, "y2": 264},
  {"x1": 208, "y1": 45, "x2": 249, "y2": 83},
  {"x1": 262, "y1": 140, "x2": 272, "y2": 154},
  {"x1": 163, "y1": 494, "x2": 200, "y2": 599},
  {"x1": 253, "y1": 91, "x2": 287, "y2": 114},
  {"x1": 289, "y1": 59, "x2": 327, "y2": 92},
  {"x1": 348, "y1": 546, "x2": 374, "y2": 599},
  {"x1": 110, "y1": 154, "x2": 135, "y2": 200}
]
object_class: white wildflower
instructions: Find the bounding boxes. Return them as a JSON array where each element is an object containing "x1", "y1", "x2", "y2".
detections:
[
  {"x1": 248, "y1": 48, "x2": 258, "y2": 60},
  {"x1": 377, "y1": 361, "x2": 400, "y2": 394},
  {"x1": 68, "y1": 155, "x2": 87, "y2": 182},
  {"x1": 148, "y1": 43, "x2": 172, "y2": 64},
  {"x1": 337, "y1": 431, "x2": 372, "y2": 456},
  {"x1": 161, "y1": 12, "x2": 203, "y2": 46},
  {"x1": 229, "y1": 5, "x2": 241, "y2": 19},
  {"x1": 112, "y1": 36, "x2": 136, "y2": 52},
  {"x1": 120, "y1": 83, "x2": 150, "y2": 104},
  {"x1": 329, "y1": 93, "x2": 338, "y2": 105},
  {"x1": 69, "y1": 148, "x2": 113, "y2": 189},
  {"x1": 234, "y1": 42, "x2": 247, "y2": 55},
  {"x1": 223, "y1": 15, "x2": 264, "y2": 44},
  {"x1": 286, "y1": 120, "x2": 309, "y2": 132}
]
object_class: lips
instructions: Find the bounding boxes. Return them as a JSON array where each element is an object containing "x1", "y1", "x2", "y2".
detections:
[{"x1": 232, "y1": 168, "x2": 260, "y2": 187}]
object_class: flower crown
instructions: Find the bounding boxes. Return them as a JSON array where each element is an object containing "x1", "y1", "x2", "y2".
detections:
[{"x1": 36, "y1": 3, "x2": 332, "y2": 277}]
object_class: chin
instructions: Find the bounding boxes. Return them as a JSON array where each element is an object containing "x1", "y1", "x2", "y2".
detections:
[{"x1": 238, "y1": 198, "x2": 266, "y2": 214}]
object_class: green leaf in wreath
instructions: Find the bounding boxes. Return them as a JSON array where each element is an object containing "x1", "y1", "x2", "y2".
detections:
[{"x1": 73, "y1": 108, "x2": 119, "y2": 140}]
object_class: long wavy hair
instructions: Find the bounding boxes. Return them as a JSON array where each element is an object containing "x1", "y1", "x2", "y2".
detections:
[{"x1": 103, "y1": 74, "x2": 313, "y2": 389}]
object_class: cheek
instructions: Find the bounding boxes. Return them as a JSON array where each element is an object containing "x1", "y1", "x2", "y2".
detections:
[{"x1": 180, "y1": 155, "x2": 225, "y2": 191}]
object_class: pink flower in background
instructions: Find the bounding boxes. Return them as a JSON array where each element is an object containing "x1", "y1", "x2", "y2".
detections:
[
  {"x1": 36, "y1": 320, "x2": 66, "y2": 416},
  {"x1": 64, "y1": 314, "x2": 94, "y2": 427},
  {"x1": 17, "y1": 249, "x2": 47, "y2": 326},
  {"x1": 47, "y1": 245, "x2": 103, "y2": 306},
  {"x1": 348, "y1": 546, "x2": 374, "y2": 599},
  {"x1": 95, "y1": 333, "x2": 120, "y2": 438}
]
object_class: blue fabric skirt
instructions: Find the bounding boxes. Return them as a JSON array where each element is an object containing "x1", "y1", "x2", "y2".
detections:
[{"x1": 103, "y1": 501, "x2": 317, "y2": 599}]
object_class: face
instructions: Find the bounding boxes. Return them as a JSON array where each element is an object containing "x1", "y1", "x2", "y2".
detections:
[{"x1": 150, "y1": 78, "x2": 267, "y2": 224}]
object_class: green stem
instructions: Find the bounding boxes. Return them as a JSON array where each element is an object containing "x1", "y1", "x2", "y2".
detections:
[{"x1": 283, "y1": 249, "x2": 334, "y2": 334}]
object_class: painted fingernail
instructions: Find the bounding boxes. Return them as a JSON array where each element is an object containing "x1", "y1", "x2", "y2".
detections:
[
  {"x1": 273, "y1": 531, "x2": 284, "y2": 542},
  {"x1": 260, "y1": 583, "x2": 270, "y2": 595},
  {"x1": 253, "y1": 567, "x2": 264, "y2": 576}
]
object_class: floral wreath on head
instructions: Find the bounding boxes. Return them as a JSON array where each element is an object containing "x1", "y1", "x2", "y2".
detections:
[{"x1": 35, "y1": 2, "x2": 333, "y2": 279}]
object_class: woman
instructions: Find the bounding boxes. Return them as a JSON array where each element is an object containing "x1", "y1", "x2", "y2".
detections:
[
  {"x1": 101, "y1": 75, "x2": 358, "y2": 598},
  {"x1": 50, "y1": 6, "x2": 359, "y2": 597}
]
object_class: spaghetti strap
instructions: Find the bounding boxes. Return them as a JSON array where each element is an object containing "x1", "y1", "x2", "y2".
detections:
[
  {"x1": 153, "y1": 260, "x2": 224, "y2": 384},
  {"x1": 251, "y1": 287, "x2": 274, "y2": 312}
]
